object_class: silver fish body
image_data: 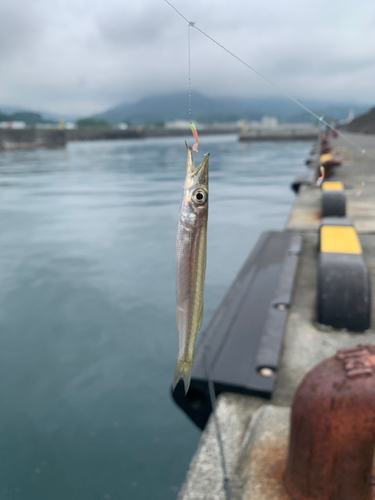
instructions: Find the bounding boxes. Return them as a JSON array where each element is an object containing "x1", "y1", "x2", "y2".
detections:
[{"x1": 173, "y1": 144, "x2": 209, "y2": 393}]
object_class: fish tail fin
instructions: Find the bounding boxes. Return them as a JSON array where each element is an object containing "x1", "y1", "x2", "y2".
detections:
[{"x1": 172, "y1": 359, "x2": 193, "y2": 394}]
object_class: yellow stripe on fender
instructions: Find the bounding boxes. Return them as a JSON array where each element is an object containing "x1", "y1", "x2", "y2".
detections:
[
  {"x1": 320, "y1": 154, "x2": 333, "y2": 163},
  {"x1": 322, "y1": 181, "x2": 344, "y2": 191},
  {"x1": 321, "y1": 226, "x2": 362, "y2": 254}
]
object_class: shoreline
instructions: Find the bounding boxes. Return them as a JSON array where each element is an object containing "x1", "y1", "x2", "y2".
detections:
[{"x1": 0, "y1": 125, "x2": 325, "y2": 150}]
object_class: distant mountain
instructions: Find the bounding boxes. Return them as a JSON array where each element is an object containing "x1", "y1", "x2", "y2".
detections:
[
  {"x1": 0, "y1": 111, "x2": 45, "y2": 125},
  {"x1": 344, "y1": 107, "x2": 375, "y2": 134},
  {"x1": 0, "y1": 106, "x2": 77, "y2": 123},
  {"x1": 95, "y1": 92, "x2": 236, "y2": 124},
  {"x1": 0, "y1": 106, "x2": 27, "y2": 115},
  {"x1": 95, "y1": 92, "x2": 371, "y2": 125},
  {"x1": 40, "y1": 110, "x2": 78, "y2": 122},
  {"x1": 2, "y1": 95, "x2": 369, "y2": 127}
]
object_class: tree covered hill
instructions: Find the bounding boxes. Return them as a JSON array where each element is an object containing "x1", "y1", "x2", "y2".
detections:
[
  {"x1": 344, "y1": 107, "x2": 375, "y2": 134},
  {"x1": 95, "y1": 91, "x2": 371, "y2": 126},
  {"x1": 0, "y1": 111, "x2": 46, "y2": 125}
]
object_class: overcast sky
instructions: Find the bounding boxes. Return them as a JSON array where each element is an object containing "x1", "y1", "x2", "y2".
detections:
[{"x1": 0, "y1": 0, "x2": 374, "y2": 116}]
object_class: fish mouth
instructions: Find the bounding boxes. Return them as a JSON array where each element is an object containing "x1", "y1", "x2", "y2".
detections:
[
  {"x1": 193, "y1": 152, "x2": 209, "y2": 173},
  {"x1": 186, "y1": 145, "x2": 209, "y2": 182},
  {"x1": 185, "y1": 142, "x2": 209, "y2": 186},
  {"x1": 193, "y1": 153, "x2": 209, "y2": 185}
]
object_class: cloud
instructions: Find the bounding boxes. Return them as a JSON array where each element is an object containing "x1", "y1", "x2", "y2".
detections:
[
  {"x1": 96, "y1": 2, "x2": 175, "y2": 48},
  {"x1": 0, "y1": 2, "x2": 44, "y2": 60},
  {"x1": 0, "y1": 0, "x2": 374, "y2": 115}
]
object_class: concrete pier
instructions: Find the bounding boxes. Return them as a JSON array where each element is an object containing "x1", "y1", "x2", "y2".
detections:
[
  {"x1": 239, "y1": 124, "x2": 319, "y2": 141},
  {"x1": 66, "y1": 126, "x2": 241, "y2": 142},
  {"x1": 0, "y1": 129, "x2": 66, "y2": 150},
  {"x1": 177, "y1": 133, "x2": 375, "y2": 500},
  {"x1": 66, "y1": 128, "x2": 144, "y2": 141}
]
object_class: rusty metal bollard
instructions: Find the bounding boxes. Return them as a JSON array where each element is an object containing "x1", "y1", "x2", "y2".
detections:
[{"x1": 284, "y1": 344, "x2": 375, "y2": 500}]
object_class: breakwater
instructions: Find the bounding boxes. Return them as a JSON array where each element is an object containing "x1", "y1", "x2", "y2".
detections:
[
  {"x1": 239, "y1": 124, "x2": 319, "y2": 141},
  {"x1": 66, "y1": 126, "x2": 241, "y2": 142},
  {"x1": 66, "y1": 128, "x2": 143, "y2": 141},
  {"x1": 143, "y1": 126, "x2": 241, "y2": 137},
  {"x1": 0, "y1": 124, "x2": 319, "y2": 151},
  {"x1": 68, "y1": 125, "x2": 315, "y2": 142},
  {"x1": 0, "y1": 129, "x2": 66, "y2": 150}
]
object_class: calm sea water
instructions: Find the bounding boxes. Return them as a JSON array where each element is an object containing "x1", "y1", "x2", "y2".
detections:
[{"x1": 0, "y1": 135, "x2": 311, "y2": 500}]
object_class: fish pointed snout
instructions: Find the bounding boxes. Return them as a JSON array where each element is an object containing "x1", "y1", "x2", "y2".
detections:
[{"x1": 195, "y1": 153, "x2": 209, "y2": 185}]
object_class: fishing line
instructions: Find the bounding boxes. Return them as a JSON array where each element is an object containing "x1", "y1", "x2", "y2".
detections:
[
  {"x1": 204, "y1": 351, "x2": 232, "y2": 500},
  {"x1": 188, "y1": 21, "x2": 200, "y2": 151},
  {"x1": 164, "y1": 0, "x2": 375, "y2": 163},
  {"x1": 188, "y1": 23, "x2": 191, "y2": 117},
  {"x1": 167, "y1": 1, "x2": 368, "y2": 496},
  {"x1": 168, "y1": 1, "x2": 229, "y2": 494},
  {"x1": 188, "y1": 22, "x2": 193, "y2": 117}
]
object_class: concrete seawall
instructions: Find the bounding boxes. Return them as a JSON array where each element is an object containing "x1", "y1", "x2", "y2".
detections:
[
  {"x1": 66, "y1": 127, "x2": 241, "y2": 141},
  {"x1": 0, "y1": 125, "x2": 319, "y2": 150},
  {"x1": 66, "y1": 128, "x2": 144, "y2": 141},
  {"x1": 239, "y1": 125, "x2": 319, "y2": 141},
  {"x1": 177, "y1": 133, "x2": 375, "y2": 499},
  {"x1": 0, "y1": 129, "x2": 66, "y2": 150}
]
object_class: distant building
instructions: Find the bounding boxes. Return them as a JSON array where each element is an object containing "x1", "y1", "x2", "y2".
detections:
[
  {"x1": 118, "y1": 123, "x2": 129, "y2": 130},
  {"x1": 165, "y1": 120, "x2": 191, "y2": 129},
  {"x1": 211, "y1": 120, "x2": 243, "y2": 130},
  {"x1": 241, "y1": 120, "x2": 248, "y2": 133},
  {"x1": 65, "y1": 122, "x2": 76, "y2": 130},
  {"x1": 261, "y1": 116, "x2": 278, "y2": 128},
  {"x1": 0, "y1": 121, "x2": 26, "y2": 129},
  {"x1": 36, "y1": 123, "x2": 59, "y2": 129}
]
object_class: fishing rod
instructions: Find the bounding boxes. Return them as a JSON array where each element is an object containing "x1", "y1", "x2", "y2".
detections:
[{"x1": 164, "y1": 0, "x2": 375, "y2": 164}]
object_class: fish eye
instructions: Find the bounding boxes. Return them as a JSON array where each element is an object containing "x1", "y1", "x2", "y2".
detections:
[{"x1": 192, "y1": 188, "x2": 208, "y2": 205}]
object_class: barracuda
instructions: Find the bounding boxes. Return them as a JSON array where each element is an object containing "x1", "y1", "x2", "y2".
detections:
[{"x1": 173, "y1": 143, "x2": 210, "y2": 394}]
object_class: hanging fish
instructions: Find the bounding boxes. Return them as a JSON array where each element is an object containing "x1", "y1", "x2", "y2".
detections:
[{"x1": 173, "y1": 143, "x2": 209, "y2": 393}]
